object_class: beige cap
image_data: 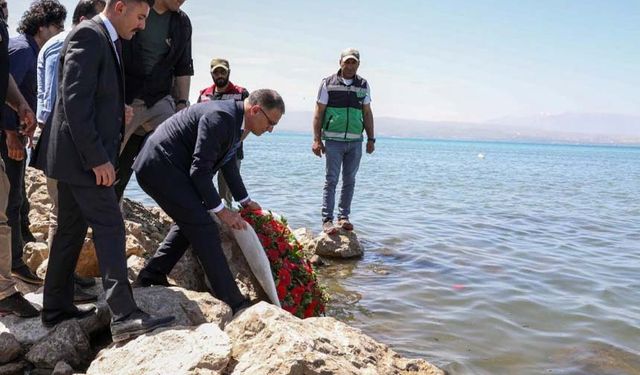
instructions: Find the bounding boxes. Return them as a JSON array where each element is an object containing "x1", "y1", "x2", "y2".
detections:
[
  {"x1": 210, "y1": 58, "x2": 230, "y2": 72},
  {"x1": 340, "y1": 48, "x2": 360, "y2": 63}
]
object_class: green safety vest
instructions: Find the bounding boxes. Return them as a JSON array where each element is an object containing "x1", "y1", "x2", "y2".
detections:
[{"x1": 321, "y1": 72, "x2": 369, "y2": 142}]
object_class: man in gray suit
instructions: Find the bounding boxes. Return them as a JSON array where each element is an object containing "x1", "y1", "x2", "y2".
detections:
[{"x1": 40, "y1": 0, "x2": 173, "y2": 342}]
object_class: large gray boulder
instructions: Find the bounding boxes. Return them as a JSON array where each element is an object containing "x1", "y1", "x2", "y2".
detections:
[
  {"x1": 0, "y1": 332, "x2": 21, "y2": 364},
  {"x1": 0, "y1": 314, "x2": 48, "y2": 346},
  {"x1": 224, "y1": 302, "x2": 444, "y2": 375},
  {"x1": 25, "y1": 319, "x2": 92, "y2": 370},
  {"x1": 131, "y1": 286, "x2": 232, "y2": 328},
  {"x1": 87, "y1": 323, "x2": 231, "y2": 375},
  {"x1": 306, "y1": 230, "x2": 364, "y2": 258}
]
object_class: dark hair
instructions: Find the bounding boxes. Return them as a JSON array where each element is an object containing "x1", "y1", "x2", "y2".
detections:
[
  {"x1": 17, "y1": 0, "x2": 67, "y2": 36},
  {"x1": 106, "y1": 0, "x2": 154, "y2": 8},
  {"x1": 248, "y1": 89, "x2": 286, "y2": 114},
  {"x1": 72, "y1": 0, "x2": 105, "y2": 25}
]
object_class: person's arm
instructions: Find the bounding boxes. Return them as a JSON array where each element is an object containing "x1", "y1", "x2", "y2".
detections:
[
  {"x1": 172, "y1": 16, "x2": 194, "y2": 111},
  {"x1": 4, "y1": 75, "x2": 35, "y2": 160},
  {"x1": 362, "y1": 103, "x2": 375, "y2": 154},
  {"x1": 312, "y1": 80, "x2": 328, "y2": 157},
  {"x1": 61, "y1": 27, "x2": 110, "y2": 171},
  {"x1": 36, "y1": 46, "x2": 59, "y2": 126},
  {"x1": 190, "y1": 112, "x2": 228, "y2": 210},
  {"x1": 173, "y1": 75, "x2": 190, "y2": 111}
]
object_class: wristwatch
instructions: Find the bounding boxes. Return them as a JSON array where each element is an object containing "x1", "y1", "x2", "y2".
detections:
[
  {"x1": 175, "y1": 99, "x2": 189, "y2": 107},
  {"x1": 367, "y1": 138, "x2": 376, "y2": 143}
]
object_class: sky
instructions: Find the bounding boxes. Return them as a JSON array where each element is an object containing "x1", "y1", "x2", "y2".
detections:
[{"x1": 5, "y1": 0, "x2": 640, "y2": 123}]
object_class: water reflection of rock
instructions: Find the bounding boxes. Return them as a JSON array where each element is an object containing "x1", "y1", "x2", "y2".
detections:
[{"x1": 554, "y1": 341, "x2": 640, "y2": 375}]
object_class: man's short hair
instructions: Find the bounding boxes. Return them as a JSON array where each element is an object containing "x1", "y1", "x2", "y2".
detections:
[
  {"x1": 248, "y1": 89, "x2": 285, "y2": 114},
  {"x1": 17, "y1": 0, "x2": 67, "y2": 36},
  {"x1": 72, "y1": 0, "x2": 105, "y2": 25},
  {"x1": 106, "y1": 0, "x2": 154, "y2": 8}
]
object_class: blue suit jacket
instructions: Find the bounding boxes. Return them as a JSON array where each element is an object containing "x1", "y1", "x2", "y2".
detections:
[
  {"x1": 37, "y1": 16, "x2": 124, "y2": 186},
  {"x1": 132, "y1": 100, "x2": 247, "y2": 210}
]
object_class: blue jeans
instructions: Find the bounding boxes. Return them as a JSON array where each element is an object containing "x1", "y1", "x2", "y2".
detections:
[{"x1": 322, "y1": 140, "x2": 362, "y2": 223}]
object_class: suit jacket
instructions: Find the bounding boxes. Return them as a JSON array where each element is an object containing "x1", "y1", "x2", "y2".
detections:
[
  {"x1": 132, "y1": 100, "x2": 248, "y2": 210},
  {"x1": 35, "y1": 16, "x2": 124, "y2": 186}
]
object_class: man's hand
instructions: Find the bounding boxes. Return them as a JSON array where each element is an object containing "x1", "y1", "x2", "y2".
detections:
[
  {"x1": 92, "y1": 161, "x2": 116, "y2": 186},
  {"x1": 124, "y1": 105, "x2": 134, "y2": 126},
  {"x1": 241, "y1": 199, "x2": 262, "y2": 211},
  {"x1": 5, "y1": 131, "x2": 25, "y2": 161},
  {"x1": 366, "y1": 140, "x2": 375, "y2": 154},
  {"x1": 216, "y1": 208, "x2": 248, "y2": 230},
  {"x1": 18, "y1": 103, "x2": 36, "y2": 146},
  {"x1": 312, "y1": 140, "x2": 325, "y2": 157}
]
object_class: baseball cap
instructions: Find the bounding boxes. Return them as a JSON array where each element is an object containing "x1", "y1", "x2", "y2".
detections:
[
  {"x1": 210, "y1": 58, "x2": 230, "y2": 72},
  {"x1": 340, "y1": 48, "x2": 360, "y2": 63}
]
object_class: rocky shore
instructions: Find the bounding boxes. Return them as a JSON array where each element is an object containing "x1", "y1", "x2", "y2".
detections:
[{"x1": 0, "y1": 168, "x2": 445, "y2": 375}]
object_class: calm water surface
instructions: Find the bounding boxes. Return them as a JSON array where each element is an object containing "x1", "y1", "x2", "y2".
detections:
[{"x1": 127, "y1": 134, "x2": 640, "y2": 374}]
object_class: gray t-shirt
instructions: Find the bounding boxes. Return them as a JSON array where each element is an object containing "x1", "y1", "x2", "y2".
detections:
[{"x1": 137, "y1": 9, "x2": 171, "y2": 75}]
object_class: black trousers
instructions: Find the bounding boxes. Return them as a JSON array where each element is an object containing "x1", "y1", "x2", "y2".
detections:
[
  {"x1": 0, "y1": 131, "x2": 26, "y2": 270},
  {"x1": 43, "y1": 181, "x2": 137, "y2": 320},
  {"x1": 114, "y1": 133, "x2": 145, "y2": 201},
  {"x1": 135, "y1": 164, "x2": 245, "y2": 309}
]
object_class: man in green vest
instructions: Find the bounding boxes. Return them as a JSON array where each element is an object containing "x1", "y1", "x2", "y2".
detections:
[{"x1": 312, "y1": 48, "x2": 375, "y2": 234}]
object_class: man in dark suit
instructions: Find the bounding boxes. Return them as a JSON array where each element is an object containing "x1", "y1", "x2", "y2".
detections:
[
  {"x1": 132, "y1": 89, "x2": 284, "y2": 313},
  {"x1": 39, "y1": 0, "x2": 173, "y2": 342}
]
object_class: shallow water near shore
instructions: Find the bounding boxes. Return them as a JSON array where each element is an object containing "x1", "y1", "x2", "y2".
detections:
[{"x1": 127, "y1": 134, "x2": 640, "y2": 374}]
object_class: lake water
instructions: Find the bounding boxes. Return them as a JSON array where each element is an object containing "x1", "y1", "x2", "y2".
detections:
[{"x1": 126, "y1": 134, "x2": 640, "y2": 374}]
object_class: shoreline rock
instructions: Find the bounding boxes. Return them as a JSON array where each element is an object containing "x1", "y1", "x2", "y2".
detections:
[{"x1": 0, "y1": 168, "x2": 447, "y2": 374}]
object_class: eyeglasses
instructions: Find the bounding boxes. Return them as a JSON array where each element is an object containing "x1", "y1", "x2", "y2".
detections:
[{"x1": 258, "y1": 107, "x2": 277, "y2": 127}]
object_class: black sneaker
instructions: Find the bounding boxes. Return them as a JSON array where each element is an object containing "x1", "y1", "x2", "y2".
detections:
[
  {"x1": 110, "y1": 310, "x2": 175, "y2": 342},
  {"x1": 41, "y1": 305, "x2": 96, "y2": 328},
  {"x1": 74, "y1": 273, "x2": 96, "y2": 288},
  {"x1": 0, "y1": 292, "x2": 39, "y2": 318},
  {"x1": 11, "y1": 265, "x2": 43, "y2": 285},
  {"x1": 73, "y1": 284, "x2": 98, "y2": 304}
]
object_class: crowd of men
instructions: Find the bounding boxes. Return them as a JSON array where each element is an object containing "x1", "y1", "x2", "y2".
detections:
[{"x1": 0, "y1": 0, "x2": 374, "y2": 343}]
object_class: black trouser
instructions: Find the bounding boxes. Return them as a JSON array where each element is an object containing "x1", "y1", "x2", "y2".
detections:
[
  {"x1": 0, "y1": 131, "x2": 26, "y2": 270},
  {"x1": 114, "y1": 133, "x2": 145, "y2": 201},
  {"x1": 135, "y1": 164, "x2": 245, "y2": 309},
  {"x1": 43, "y1": 181, "x2": 137, "y2": 320}
]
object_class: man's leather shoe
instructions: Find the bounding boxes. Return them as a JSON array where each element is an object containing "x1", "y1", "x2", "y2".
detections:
[
  {"x1": 11, "y1": 265, "x2": 43, "y2": 285},
  {"x1": 41, "y1": 305, "x2": 96, "y2": 328},
  {"x1": 111, "y1": 310, "x2": 175, "y2": 342},
  {"x1": 73, "y1": 284, "x2": 98, "y2": 303},
  {"x1": 0, "y1": 292, "x2": 39, "y2": 318},
  {"x1": 132, "y1": 271, "x2": 171, "y2": 288},
  {"x1": 74, "y1": 273, "x2": 96, "y2": 288}
]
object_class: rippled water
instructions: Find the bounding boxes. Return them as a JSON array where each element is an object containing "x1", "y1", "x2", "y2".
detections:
[{"x1": 127, "y1": 134, "x2": 640, "y2": 374}]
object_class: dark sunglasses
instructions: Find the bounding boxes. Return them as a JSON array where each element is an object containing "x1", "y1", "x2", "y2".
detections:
[{"x1": 258, "y1": 107, "x2": 277, "y2": 127}]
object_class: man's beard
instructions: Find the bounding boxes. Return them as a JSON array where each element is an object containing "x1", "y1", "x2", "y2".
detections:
[{"x1": 215, "y1": 77, "x2": 229, "y2": 87}]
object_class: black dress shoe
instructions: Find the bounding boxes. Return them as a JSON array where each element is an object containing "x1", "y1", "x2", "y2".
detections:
[
  {"x1": 231, "y1": 298, "x2": 253, "y2": 315},
  {"x1": 111, "y1": 310, "x2": 175, "y2": 342},
  {"x1": 41, "y1": 305, "x2": 96, "y2": 328},
  {"x1": 132, "y1": 271, "x2": 171, "y2": 288},
  {"x1": 0, "y1": 292, "x2": 39, "y2": 318},
  {"x1": 73, "y1": 284, "x2": 98, "y2": 303},
  {"x1": 74, "y1": 273, "x2": 96, "y2": 288},
  {"x1": 11, "y1": 265, "x2": 43, "y2": 285}
]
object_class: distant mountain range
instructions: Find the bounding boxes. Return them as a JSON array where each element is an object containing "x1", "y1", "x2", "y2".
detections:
[{"x1": 277, "y1": 112, "x2": 640, "y2": 145}]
